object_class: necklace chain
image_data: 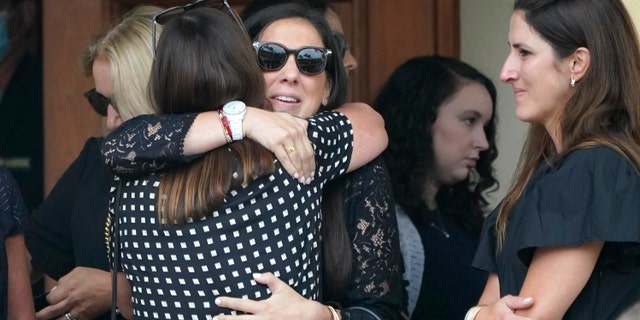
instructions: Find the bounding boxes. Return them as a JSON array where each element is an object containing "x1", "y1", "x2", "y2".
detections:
[{"x1": 429, "y1": 209, "x2": 450, "y2": 238}]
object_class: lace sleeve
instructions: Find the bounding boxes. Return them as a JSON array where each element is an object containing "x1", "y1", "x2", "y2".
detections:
[
  {"x1": 340, "y1": 157, "x2": 405, "y2": 320},
  {"x1": 101, "y1": 113, "x2": 198, "y2": 177}
]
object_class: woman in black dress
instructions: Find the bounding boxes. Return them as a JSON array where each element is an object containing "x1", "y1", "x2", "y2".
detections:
[
  {"x1": 470, "y1": 0, "x2": 640, "y2": 319},
  {"x1": 373, "y1": 55, "x2": 498, "y2": 320}
]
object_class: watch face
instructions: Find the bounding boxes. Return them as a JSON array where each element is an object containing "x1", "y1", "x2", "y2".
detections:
[{"x1": 224, "y1": 100, "x2": 246, "y2": 115}]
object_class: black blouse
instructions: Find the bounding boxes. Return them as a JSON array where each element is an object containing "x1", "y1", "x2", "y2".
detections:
[
  {"x1": 474, "y1": 147, "x2": 640, "y2": 319},
  {"x1": 24, "y1": 138, "x2": 116, "y2": 320}
]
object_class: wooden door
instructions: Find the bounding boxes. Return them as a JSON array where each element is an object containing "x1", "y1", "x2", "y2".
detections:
[{"x1": 42, "y1": 0, "x2": 458, "y2": 194}]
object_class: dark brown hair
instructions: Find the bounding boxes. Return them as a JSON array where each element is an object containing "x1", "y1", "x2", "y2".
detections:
[
  {"x1": 151, "y1": 8, "x2": 274, "y2": 224},
  {"x1": 498, "y1": 0, "x2": 640, "y2": 248}
]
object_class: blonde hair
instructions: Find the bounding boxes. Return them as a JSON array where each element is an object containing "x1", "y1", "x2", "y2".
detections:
[{"x1": 80, "y1": 5, "x2": 162, "y2": 121}]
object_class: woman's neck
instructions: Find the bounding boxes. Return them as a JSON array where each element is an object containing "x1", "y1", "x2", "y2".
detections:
[{"x1": 423, "y1": 181, "x2": 439, "y2": 211}]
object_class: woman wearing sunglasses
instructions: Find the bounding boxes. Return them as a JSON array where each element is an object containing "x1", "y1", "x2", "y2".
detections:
[
  {"x1": 22, "y1": 6, "x2": 160, "y2": 320},
  {"x1": 104, "y1": 3, "x2": 388, "y2": 320},
  {"x1": 240, "y1": 0, "x2": 358, "y2": 72},
  {"x1": 103, "y1": 3, "x2": 402, "y2": 320}
]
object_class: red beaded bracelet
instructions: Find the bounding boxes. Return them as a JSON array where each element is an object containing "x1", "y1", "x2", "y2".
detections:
[{"x1": 218, "y1": 109, "x2": 233, "y2": 143}]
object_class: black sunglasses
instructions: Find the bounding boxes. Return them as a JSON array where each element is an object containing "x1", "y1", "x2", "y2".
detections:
[
  {"x1": 252, "y1": 41, "x2": 332, "y2": 75},
  {"x1": 152, "y1": 0, "x2": 246, "y2": 58},
  {"x1": 332, "y1": 31, "x2": 351, "y2": 58},
  {"x1": 83, "y1": 88, "x2": 114, "y2": 117}
]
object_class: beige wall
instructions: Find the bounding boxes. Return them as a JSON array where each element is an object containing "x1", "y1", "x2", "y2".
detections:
[
  {"x1": 460, "y1": 0, "x2": 640, "y2": 210},
  {"x1": 460, "y1": 0, "x2": 523, "y2": 209},
  {"x1": 623, "y1": 0, "x2": 640, "y2": 35}
]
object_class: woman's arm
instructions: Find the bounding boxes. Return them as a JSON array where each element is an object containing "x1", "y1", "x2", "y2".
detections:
[
  {"x1": 512, "y1": 241, "x2": 603, "y2": 320},
  {"x1": 333, "y1": 103, "x2": 387, "y2": 172},
  {"x1": 102, "y1": 109, "x2": 315, "y2": 182},
  {"x1": 102, "y1": 102, "x2": 387, "y2": 179},
  {"x1": 115, "y1": 271, "x2": 133, "y2": 319},
  {"x1": 477, "y1": 273, "x2": 500, "y2": 306},
  {"x1": 6, "y1": 234, "x2": 36, "y2": 320},
  {"x1": 475, "y1": 242, "x2": 602, "y2": 320}
]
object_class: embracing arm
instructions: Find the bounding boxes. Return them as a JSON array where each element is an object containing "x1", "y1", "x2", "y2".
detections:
[
  {"x1": 334, "y1": 103, "x2": 387, "y2": 172},
  {"x1": 102, "y1": 109, "x2": 315, "y2": 181}
]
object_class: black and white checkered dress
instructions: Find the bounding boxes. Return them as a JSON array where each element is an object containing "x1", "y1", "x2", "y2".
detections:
[{"x1": 108, "y1": 112, "x2": 353, "y2": 319}]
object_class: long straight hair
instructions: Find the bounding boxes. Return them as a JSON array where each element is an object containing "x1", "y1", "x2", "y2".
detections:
[
  {"x1": 243, "y1": 3, "x2": 353, "y2": 299},
  {"x1": 152, "y1": 8, "x2": 274, "y2": 225},
  {"x1": 497, "y1": 0, "x2": 640, "y2": 249}
]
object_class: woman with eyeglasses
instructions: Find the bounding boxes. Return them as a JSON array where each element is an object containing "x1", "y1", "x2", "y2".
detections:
[
  {"x1": 102, "y1": 3, "x2": 404, "y2": 320},
  {"x1": 22, "y1": 6, "x2": 160, "y2": 320},
  {"x1": 104, "y1": 3, "x2": 387, "y2": 319}
]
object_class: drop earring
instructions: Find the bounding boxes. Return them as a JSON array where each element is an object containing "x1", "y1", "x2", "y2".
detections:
[{"x1": 570, "y1": 77, "x2": 576, "y2": 87}]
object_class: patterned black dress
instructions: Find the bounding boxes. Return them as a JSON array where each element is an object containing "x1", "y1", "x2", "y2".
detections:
[{"x1": 105, "y1": 112, "x2": 355, "y2": 318}]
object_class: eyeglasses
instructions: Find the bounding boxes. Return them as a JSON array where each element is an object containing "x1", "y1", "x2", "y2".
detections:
[
  {"x1": 151, "y1": 0, "x2": 246, "y2": 58},
  {"x1": 332, "y1": 31, "x2": 351, "y2": 58},
  {"x1": 84, "y1": 88, "x2": 115, "y2": 117},
  {"x1": 252, "y1": 41, "x2": 332, "y2": 75}
]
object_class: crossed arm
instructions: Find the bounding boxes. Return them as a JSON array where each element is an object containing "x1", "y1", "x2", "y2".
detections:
[{"x1": 476, "y1": 241, "x2": 603, "y2": 320}]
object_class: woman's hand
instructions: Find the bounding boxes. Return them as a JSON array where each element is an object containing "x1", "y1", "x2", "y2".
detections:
[
  {"x1": 244, "y1": 108, "x2": 315, "y2": 184},
  {"x1": 212, "y1": 272, "x2": 331, "y2": 320},
  {"x1": 36, "y1": 267, "x2": 111, "y2": 320},
  {"x1": 476, "y1": 274, "x2": 535, "y2": 320},
  {"x1": 476, "y1": 295, "x2": 535, "y2": 320}
]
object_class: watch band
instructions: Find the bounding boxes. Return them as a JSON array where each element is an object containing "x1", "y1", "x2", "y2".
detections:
[
  {"x1": 222, "y1": 100, "x2": 246, "y2": 141},
  {"x1": 228, "y1": 117, "x2": 243, "y2": 141}
]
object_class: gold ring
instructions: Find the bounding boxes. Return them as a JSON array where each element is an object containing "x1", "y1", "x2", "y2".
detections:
[{"x1": 285, "y1": 145, "x2": 297, "y2": 154}]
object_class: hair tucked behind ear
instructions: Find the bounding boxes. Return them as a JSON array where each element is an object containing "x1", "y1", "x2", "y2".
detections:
[
  {"x1": 152, "y1": 8, "x2": 274, "y2": 225},
  {"x1": 497, "y1": 0, "x2": 640, "y2": 250}
]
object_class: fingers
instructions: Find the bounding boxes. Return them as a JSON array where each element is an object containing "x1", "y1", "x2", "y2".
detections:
[
  {"x1": 292, "y1": 134, "x2": 315, "y2": 182},
  {"x1": 245, "y1": 109, "x2": 315, "y2": 182},
  {"x1": 501, "y1": 295, "x2": 534, "y2": 311},
  {"x1": 36, "y1": 300, "x2": 67, "y2": 320},
  {"x1": 272, "y1": 121, "x2": 314, "y2": 183},
  {"x1": 214, "y1": 296, "x2": 261, "y2": 316},
  {"x1": 252, "y1": 272, "x2": 280, "y2": 288}
]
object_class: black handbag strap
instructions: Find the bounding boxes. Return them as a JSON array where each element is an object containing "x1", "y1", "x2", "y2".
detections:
[{"x1": 111, "y1": 179, "x2": 123, "y2": 320}]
